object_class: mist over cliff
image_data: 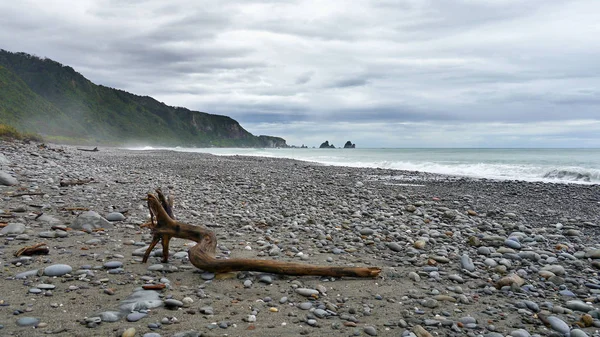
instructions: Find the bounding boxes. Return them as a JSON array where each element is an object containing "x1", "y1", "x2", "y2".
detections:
[{"x1": 0, "y1": 49, "x2": 286, "y2": 147}]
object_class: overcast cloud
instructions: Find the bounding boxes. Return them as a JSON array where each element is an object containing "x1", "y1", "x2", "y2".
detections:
[{"x1": 1, "y1": 0, "x2": 599, "y2": 147}]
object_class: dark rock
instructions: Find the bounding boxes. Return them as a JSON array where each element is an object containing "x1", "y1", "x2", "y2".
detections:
[
  {"x1": 319, "y1": 141, "x2": 335, "y2": 148},
  {"x1": 343, "y1": 141, "x2": 356, "y2": 148}
]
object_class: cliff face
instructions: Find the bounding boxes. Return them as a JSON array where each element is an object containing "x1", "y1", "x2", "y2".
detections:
[
  {"x1": 0, "y1": 49, "x2": 286, "y2": 147},
  {"x1": 258, "y1": 135, "x2": 287, "y2": 148}
]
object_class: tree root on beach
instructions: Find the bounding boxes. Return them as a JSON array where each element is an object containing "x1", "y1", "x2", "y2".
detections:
[{"x1": 140, "y1": 189, "x2": 381, "y2": 278}]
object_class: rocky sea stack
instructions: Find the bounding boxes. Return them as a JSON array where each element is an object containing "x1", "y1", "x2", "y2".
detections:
[
  {"x1": 344, "y1": 141, "x2": 356, "y2": 148},
  {"x1": 319, "y1": 140, "x2": 336, "y2": 148}
]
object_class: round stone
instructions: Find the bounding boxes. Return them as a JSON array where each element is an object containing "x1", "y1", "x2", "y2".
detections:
[
  {"x1": 16, "y1": 317, "x2": 40, "y2": 327},
  {"x1": 43, "y1": 264, "x2": 72, "y2": 276},
  {"x1": 359, "y1": 228, "x2": 375, "y2": 235},
  {"x1": 313, "y1": 309, "x2": 328, "y2": 318},
  {"x1": 364, "y1": 326, "x2": 378, "y2": 336},
  {"x1": 126, "y1": 312, "x2": 147, "y2": 322},
  {"x1": 106, "y1": 212, "x2": 126, "y2": 221},
  {"x1": 504, "y1": 239, "x2": 521, "y2": 249},
  {"x1": 295, "y1": 288, "x2": 319, "y2": 297},
  {"x1": 103, "y1": 261, "x2": 123, "y2": 269},
  {"x1": 200, "y1": 272, "x2": 215, "y2": 280},
  {"x1": 298, "y1": 302, "x2": 312, "y2": 310},
  {"x1": 165, "y1": 299, "x2": 184, "y2": 308},
  {"x1": 99, "y1": 311, "x2": 121, "y2": 322}
]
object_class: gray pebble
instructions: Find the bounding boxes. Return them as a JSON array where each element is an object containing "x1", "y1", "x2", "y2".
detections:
[
  {"x1": 43, "y1": 264, "x2": 72, "y2": 276},
  {"x1": 0, "y1": 171, "x2": 18, "y2": 186},
  {"x1": 103, "y1": 260, "x2": 123, "y2": 269},
  {"x1": 165, "y1": 299, "x2": 184, "y2": 308},
  {"x1": 364, "y1": 325, "x2": 377, "y2": 336},
  {"x1": 296, "y1": 288, "x2": 319, "y2": 297},
  {"x1": 16, "y1": 317, "x2": 40, "y2": 327},
  {"x1": 106, "y1": 212, "x2": 126, "y2": 221},
  {"x1": 298, "y1": 302, "x2": 312, "y2": 310},
  {"x1": 509, "y1": 329, "x2": 531, "y2": 337},
  {"x1": 127, "y1": 312, "x2": 147, "y2": 322}
]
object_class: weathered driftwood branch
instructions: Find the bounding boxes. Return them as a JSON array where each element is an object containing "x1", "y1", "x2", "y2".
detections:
[
  {"x1": 9, "y1": 192, "x2": 46, "y2": 197},
  {"x1": 60, "y1": 178, "x2": 94, "y2": 187},
  {"x1": 77, "y1": 147, "x2": 99, "y2": 152},
  {"x1": 14, "y1": 243, "x2": 49, "y2": 257},
  {"x1": 141, "y1": 189, "x2": 381, "y2": 278}
]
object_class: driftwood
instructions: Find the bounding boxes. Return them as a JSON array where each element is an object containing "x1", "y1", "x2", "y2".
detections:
[
  {"x1": 15, "y1": 243, "x2": 49, "y2": 257},
  {"x1": 77, "y1": 147, "x2": 99, "y2": 152},
  {"x1": 9, "y1": 192, "x2": 46, "y2": 197},
  {"x1": 60, "y1": 207, "x2": 90, "y2": 211},
  {"x1": 141, "y1": 189, "x2": 381, "y2": 278},
  {"x1": 60, "y1": 178, "x2": 94, "y2": 187}
]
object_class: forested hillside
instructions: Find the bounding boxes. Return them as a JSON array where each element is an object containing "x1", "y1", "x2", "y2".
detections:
[{"x1": 0, "y1": 50, "x2": 286, "y2": 147}]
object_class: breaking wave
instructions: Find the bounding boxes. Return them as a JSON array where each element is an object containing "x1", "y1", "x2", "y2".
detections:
[
  {"x1": 126, "y1": 147, "x2": 600, "y2": 185},
  {"x1": 542, "y1": 169, "x2": 599, "y2": 183}
]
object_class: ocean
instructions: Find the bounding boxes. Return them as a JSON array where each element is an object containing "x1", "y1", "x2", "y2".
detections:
[{"x1": 129, "y1": 147, "x2": 600, "y2": 185}]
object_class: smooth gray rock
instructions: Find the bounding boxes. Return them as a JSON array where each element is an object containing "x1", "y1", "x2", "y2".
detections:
[
  {"x1": 387, "y1": 242, "x2": 402, "y2": 252},
  {"x1": 15, "y1": 269, "x2": 39, "y2": 279},
  {"x1": 39, "y1": 231, "x2": 58, "y2": 238},
  {"x1": 99, "y1": 311, "x2": 121, "y2": 322},
  {"x1": 36, "y1": 214, "x2": 60, "y2": 224},
  {"x1": 509, "y1": 329, "x2": 531, "y2": 337},
  {"x1": 165, "y1": 299, "x2": 184, "y2": 308},
  {"x1": 364, "y1": 326, "x2": 377, "y2": 336},
  {"x1": 296, "y1": 288, "x2": 319, "y2": 297},
  {"x1": 71, "y1": 211, "x2": 113, "y2": 230},
  {"x1": 119, "y1": 290, "x2": 163, "y2": 312},
  {"x1": 43, "y1": 264, "x2": 73, "y2": 276},
  {"x1": 460, "y1": 254, "x2": 476, "y2": 271},
  {"x1": 199, "y1": 306, "x2": 214, "y2": 315},
  {"x1": 570, "y1": 329, "x2": 590, "y2": 337},
  {"x1": 313, "y1": 308, "x2": 328, "y2": 318},
  {"x1": 542, "y1": 264, "x2": 566, "y2": 276},
  {"x1": 103, "y1": 261, "x2": 123, "y2": 269},
  {"x1": 0, "y1": 153, "x2": 9, "y2": 165},
  {"x1": 126, "y1": 311, "x2": 147, "y2": 322},
  {"x1": 504, "y1": 239, "x2": 521, "y2": 249},
  {"x1": 0, "y1": 171, "x2": 17, "y2": 186},
  {"x1": 545, "y1": 315, "x2": 570, "y2": 334},
  {"x1": 106, "y1": 212, "x2": 126, "y2": 221},
  {"x1": 298, "y1": 302, "x2": 312, "y2": 310},
  {"x1": 360, "y1": 228, "x2": 375, "y2": 235},
  {"x1": 585, "y1": 249, "x2": 600, "y2": 259},
  {"x1": 16, "y1": 317, "x2": 40, "y2": 327},
  {"x1": 566, "y1": 300, "x2": 595, "y2": 312},
  {"x1": 0, "y1": 223, "x2": 25, "y2": 235}
]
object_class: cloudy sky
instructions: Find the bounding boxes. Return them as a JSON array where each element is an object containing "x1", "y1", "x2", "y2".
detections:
[{"x1": 1, "y1": 0, "x2": 599, "y2": 147}]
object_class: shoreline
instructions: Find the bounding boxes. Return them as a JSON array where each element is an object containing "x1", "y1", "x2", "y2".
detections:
[
  {"x1": 1, "y1": 141, "x2": 600, "y2": 336},
  {"x1": 125, "y1": 146, "x2": 600, "y2": 186}
]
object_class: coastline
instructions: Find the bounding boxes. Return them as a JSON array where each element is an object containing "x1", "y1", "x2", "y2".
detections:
[
  {"x1": 1, "y1": 141, "x2": 600, "y2": 336},
  {"x1": 127, "y1": 146, "x2": 600, "y2": 185}
]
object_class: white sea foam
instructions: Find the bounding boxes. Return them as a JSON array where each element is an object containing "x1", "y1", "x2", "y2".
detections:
[{"x1": 126, "y1": 147, "x2": 600, "y2": 185}]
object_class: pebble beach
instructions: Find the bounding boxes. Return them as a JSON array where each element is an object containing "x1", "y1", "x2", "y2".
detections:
[{"x1": 1, "y1": 140, "x2": 600, "y2": 337}]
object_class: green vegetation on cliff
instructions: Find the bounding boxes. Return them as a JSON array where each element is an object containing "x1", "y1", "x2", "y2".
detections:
[{"x1": 0, "y1": 50, "x2": 286, "y2": 147}]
